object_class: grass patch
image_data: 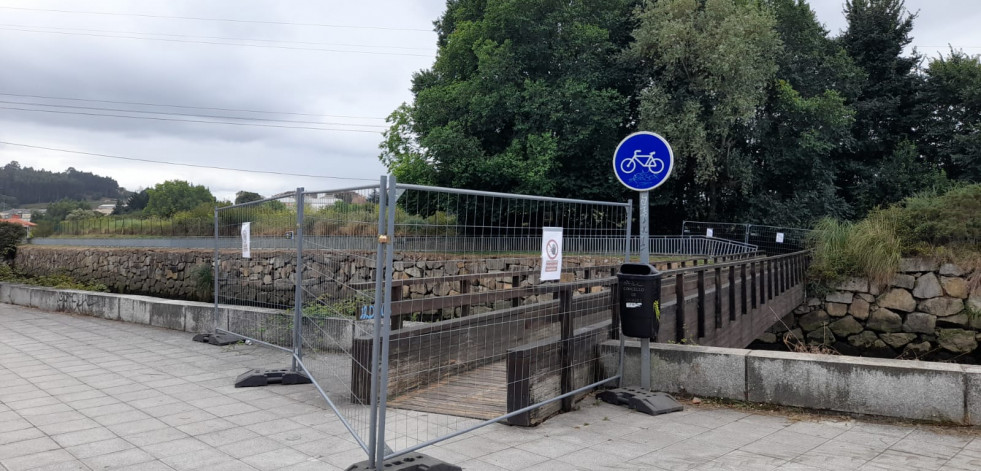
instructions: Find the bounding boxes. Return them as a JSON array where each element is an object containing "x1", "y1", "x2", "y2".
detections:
[{"x1": 0, "y1": 262, "x2": 109, "y2": 292}]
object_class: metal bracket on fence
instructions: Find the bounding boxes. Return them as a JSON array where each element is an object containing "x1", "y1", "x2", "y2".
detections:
[
  {"x1": 191, "y1": 332, "x2": 241, "y2": 346},
  {"x1": 345, "y1": 453, "x2": 461, "y2": 471},
  {"x1": 596, "y1": 387, "x2": 683, "y2": 416},
  {"x1": 234, "y1": 368, "x2": 312, "y2": 388}
]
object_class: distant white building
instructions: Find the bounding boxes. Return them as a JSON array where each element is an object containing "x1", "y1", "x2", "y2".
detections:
[{"x1": 95, "y1": 204, "x2": 116, "y2": 215}]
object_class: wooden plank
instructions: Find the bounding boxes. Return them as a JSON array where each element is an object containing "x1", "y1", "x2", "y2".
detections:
[{"x1": 388, "y1": 361, "x2": 507, "y2": 420}]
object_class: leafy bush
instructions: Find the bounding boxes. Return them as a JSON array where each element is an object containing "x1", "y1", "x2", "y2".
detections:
[
  {"x1": 0, "y1": 222, "x2": 27, "y2": 259},
  {"x1": 0, "y1": 262, "x2": 108, "y2": 292},
  {"x1": 809, "y1": 184, "x2": 981, "y2": 289}
]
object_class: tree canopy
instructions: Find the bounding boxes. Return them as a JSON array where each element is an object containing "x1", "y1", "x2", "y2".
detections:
[
  {"x1": 0, "y1": 161, "x2": 120, "y2": 205},
  {"x1": 382, "y1": 0, "x2": 981, "y2": 229},
  {"x1": 145, "y1": 181, "x2": 215, "y2": 218}
]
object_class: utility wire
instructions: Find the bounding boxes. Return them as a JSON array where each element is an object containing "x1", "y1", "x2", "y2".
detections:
[
  {"x1": 0, "y1": 106, "x2": 385, "y2": 134},
  {"x1": 0, "y1": 141, "x2": 377, "y2": 181},
  {"x1": 0, "y1": 26, "x2": 433, "y2": 57},
  {"x1": 0, "y1": 92, "x2": 387, "y2": 120},
  {"x1": 0, "y1": 23, "x2": 432, "y2": 51},
  {"x1": 0, "y1": 100, "x2": 388, "y2": 128},
  {"x1": 0, "y1": 6, "x2": 433, "y2": 32}
]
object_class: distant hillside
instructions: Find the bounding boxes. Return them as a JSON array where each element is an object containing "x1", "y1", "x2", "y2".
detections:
[{"x1": 0, "y1": 161, "x2": 121, "y2": 205}]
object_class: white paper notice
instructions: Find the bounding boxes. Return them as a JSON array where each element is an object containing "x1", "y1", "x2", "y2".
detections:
[
  {"x1": 776, "y1": 232, "x2": 785, "y2": 243},
  {"x1": 241, "y1": 222, "x2": 251, "y2": 258},
  {"x1": 706, "y1": 228, "x2": 714, "y2": 238},
  {"x1": 540, "y1": 227, "x2": 563, "y2": 281}
]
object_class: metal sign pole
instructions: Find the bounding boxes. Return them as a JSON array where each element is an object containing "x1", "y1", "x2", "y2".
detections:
[{"x1": 639, "y1": 191, "x2": 651, "y2": 390}]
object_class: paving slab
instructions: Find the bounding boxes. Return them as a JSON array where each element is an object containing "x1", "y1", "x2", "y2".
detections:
[{"x1": 2, "y1": 303, "x2": 981, "y2": 471}]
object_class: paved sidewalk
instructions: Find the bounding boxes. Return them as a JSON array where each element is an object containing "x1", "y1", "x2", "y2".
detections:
[{"x1": 1, "y1": 303, "x2": 981, "y2": 471}]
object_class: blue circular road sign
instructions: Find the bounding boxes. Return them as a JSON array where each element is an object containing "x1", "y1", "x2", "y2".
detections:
[{"x1": 613, "y1": 131, "x2": 674, "y2": 191}]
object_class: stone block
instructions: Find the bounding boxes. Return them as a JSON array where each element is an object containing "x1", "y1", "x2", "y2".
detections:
[
  {"x1": 913, "y1": 273, "x2": 943, "y2": 299},
  {"x1": 757, "y1": 332, "x2": 777, "y2": 343},
  {"x1": 0, "y1": 282, "x2": 11, "y2": 304},
  {"x1": 829, "y1": 316, "x2": 863, "y2": 337},
  {"x1": 799, "y1": 310, "x2": 830, "y2": 332},
  {"x1": 919, "y1": 297, "x2": 965, "y2": 317},
  {"x1": 891, "y1": 274, "x2": 915, "y2": 290},
  {"x1": 837, "y1": 278, "x2": 870, "y2": 293},
  {"x1": 940, "y1": 263, "x2": 966, "y2": 277},
  {"x1": 29, "y1": 287, "x2": 61, "y2": 311},
  {"x1": 867, "y1": 308, "x2": 903, "y2": 333},
  {"x1": 900, "y1": 257, "x2": 939, "y2": 273},
  {"x1": 903, "y1": 312, "x2": 936, "y2": 334},
  {"x1": 937, "y1": 314, "x2": 968, "y2": 328},
  {"x1": 856, "y1": 292, "x2": 875, "y2": 303},
  {"x1": 610, "y1": 341, "x2": 748, "y2": 401},
  {"x1": 826, "y1": 303, "x2": 848, "y2": 317},
  {"x1": 7, "y1": 284, "x2": 35, "y2": 306},
  {"x1": 806, "y1": 327, "x2": 835, "y2": 346},
  {"x1": 879, "y1": 333, "x2": 916, "y2": 349},
  {"x1": 746, "y1": 350, "x2": 964, "y2": 423},
  {"x1": 941, "y1": 277, "x2": 969, "y2": 299},
  {"x1": 849, "y1": 298, "x2": 870, "y2": 320},
  {"x1": 878, "y1": 289, "x2": 916, "y2": 312},
  {"x1": 118, "y1": 296, "x2": 153, "y2": 325},
  {"x1": 849, "y1": 330, "x2": 878, "y2": 348},
  {"x1": 938, "y1": 329, "x2": 978, "y2": 353},
  {"x1": 826, "y1": 292, "x2": 854, "y2": 304}
]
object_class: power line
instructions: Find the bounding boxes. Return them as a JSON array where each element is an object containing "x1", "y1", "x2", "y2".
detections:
[
  {"x1": 0, "y1": 23, "x2": 433, "y2": 51},
  {"x1": 0, "y1": 92, "x2": 387, "y2": 120},
  {"x1": 0, "y1": 26, "x2": 434, "y2": 57},
  {"x1": 0, "y1": 6, "x2": 433, "y2": 32},
  {"x1": 0, "y1": 105, "x2": 385, "y2": 134},
  {"x1": 0, "y1": 100, "x2": 389, "y2": 129},
  {"x1": 0, "y1": 141, "x2": 377, "y2": 181}
]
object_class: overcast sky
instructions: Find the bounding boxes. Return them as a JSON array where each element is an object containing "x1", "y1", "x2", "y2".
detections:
[{"x1": 0, "y1": 0, "x2": 978, "y2": 203}]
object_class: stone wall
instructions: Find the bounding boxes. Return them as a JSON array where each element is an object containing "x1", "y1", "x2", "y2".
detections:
[
  {"x1": 14, "y1": 246, "x2": 618, "y2": 309},
  {"x1": 755, "y1": 257, "x2": 981, "y2": 361}
]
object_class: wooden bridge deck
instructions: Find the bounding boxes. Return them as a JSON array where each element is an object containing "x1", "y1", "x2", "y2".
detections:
[{"x1": 386, "y1": 361, "x2": 507, "y2": 420}]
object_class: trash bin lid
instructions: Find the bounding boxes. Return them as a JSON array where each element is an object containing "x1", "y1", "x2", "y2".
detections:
[{"x1": 619, "y1": 263, "x2": 660, "y2": 275}]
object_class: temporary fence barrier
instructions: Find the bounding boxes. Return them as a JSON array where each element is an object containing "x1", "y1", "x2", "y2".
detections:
[
  {"x1": 681, "y1": 220, "x2": 811, "y2": 255},
  {"x1": 213, "y1": 177, "x2": 632, "y2": 470}
]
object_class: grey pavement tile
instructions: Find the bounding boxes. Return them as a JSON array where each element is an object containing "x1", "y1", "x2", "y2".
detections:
[
  {"x1": 691, "y1": 420, "x2": 781, "y2": 449},
  {"x1": 275, "y1": 458, "x2": 343, "y2": 471},
  {"x1": 51, "y1": 427, "x2": 118, "y2": 448},
  {"x1": 23, "y1": 460, "x2": 91, "y2": 471},
  {"x1": 738, "y1": 430, "x2": 830, "y2": 461},
  {"x1": 64, "y1": 438, "x2": 135, "y2": 459},
  {"x1": 36, "y1": 418, "x2": 102, "y2": 436},
  {"x1": 828, "y1": 430, "x2": 904, "y2": 453},
  {"x1": 320, "y1": 447, "x2": 373, "y2": 470},
  {"x1": 28, "y1": 412, "x2": 89, "y2": 428},
  {"x1": 243, "y1": 418, "x2": 305, "y2": 436},
  {"x1": 790, "y1": 446, "x2": 879, "y2": 470},
  {"x1": 6, "y1": 396, "x2": 61, "y2": 410},
  {"x1": 64, "y1": 397, "x2": 119, "y2": 411},
  {"x1": 189, "y1": 460, "x2": 259, "y2": 471},
  {"x1": 174, "y1": 418, "x2": 238, "y2": 437},
  {"x1": 195, "y1": 427, "x2": 261, "y2": 448},
  {"x1": 858, "y1": 450, "x2": 948, "y2": 471},
  {"x1": 904, "y1": 429, "x2": 975, "y2": 448},
  {"x1": 481, "y1": 448, "x2": 550, "y2": 471},
  {"x1": 160, "y1": 448, "x2": 233, "y2": 471},
  {"x1": 77, "y1": 404, "x2": 137, "y2": 419},
  {"x1": 695, "y1": 449, "x2": 788, "y2": 471},
  {"x1": 217, "y1": 437, "x2": 286, "y2": 460},
  {"x1": 514, "y1": 437, "x2": 585, "y2": 459},
  {"x1": 850, "y1": 421, "x2": 916, "y2": 439},
  {"x1": 117, "y1": 427, "x2": 189, "y2": 448},
  {"x1": 267, "y1": 428, "x2": 331, "y2": 447},
  {"x1": 80, "y1": 448, "x2": 155, "y2": 470},
  {"x1": 183, "y1": 395, "x2": 239, "y2": 411},
  {"x1": 106, "y1": 418, "x2": 170, "y2": 436},
  {"x1": 158, "y1": 410, "x2": 216, "y2": 428},
  {"x1": 887, "y1": 436, "x2": 962, "y2": 461},
  {"x1": 629, "y1": 437, "x2": 737, "y2": 471},
  {"x1": 0, "y1": 426, "x2": 46, "y2": 445},
  {"x1": 0, "y1": 437, "x2": 61, "y2": 461},
  {"x1": 241, "y1": 447, "x2": 310, "y2": 470},
  {"x1": 17, "y1": 404, "x2": 74, "y2": 418},
  {"x1": 220, "y1": 410, "x2": 281, "y2": 427},
  {"x1": 454, "y1": 458, "x2": 508, "y2": 471},
  {"x1": 203, "y1": 402, "x2": 260, "y2": 419},
  {"x1": 439, "y1": 435, "x2": 510, "y2": 460},
  {"x1": 782, "y1": 420, "x2": 852, "y2": 440},
  {"x1": 108, "y1": 459, "x2": 175, "y2": 471},
  {"x1": 141, "y1": 437, "x2": 212, "y2": 459},
  {"x1": 140, "y1": 403, "x2": 198, "y2": 421},
  {"x1": 53, "y1": 390, "x2": 105, "y2": 403},
  {"x1": 0, "y1": 449, "x2": 76, "y2": 471},
  {"x1": 91, "y1": 411, "x2": 153, "y2": 428},
  {"x1": 942, "y1": 449, "x2": 981, "y2": 471}
]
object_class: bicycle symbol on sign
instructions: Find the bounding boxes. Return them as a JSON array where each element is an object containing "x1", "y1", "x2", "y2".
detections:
[{"x1": 620, "y1": 150, "x2": 666, "y2": 175}]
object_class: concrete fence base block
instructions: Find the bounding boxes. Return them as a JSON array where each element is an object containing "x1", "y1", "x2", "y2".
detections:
[
  {"x1": 603, "y1": 340, "x2": 748, "y2": 400},
  {"x1": 747, "y1": 351, "x2": 964, "y2": 423},
  {"x1": 963, "y1": 366, "x2": 981, "y2": 425}
]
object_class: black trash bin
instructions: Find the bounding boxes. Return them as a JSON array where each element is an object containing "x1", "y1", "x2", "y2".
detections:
[{"x1": 617, "y1": 263, "x2": 662, "y2": 340}]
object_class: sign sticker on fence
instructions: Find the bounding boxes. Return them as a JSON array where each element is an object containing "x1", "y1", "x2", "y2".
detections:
[
  {"x1": 241, "y1": 222, "x2": 251, "y2": 258},
  {"x1": 706, "y1": 228, "x2": 714, "y2": 238},
  {"x1": 540, "y1": 227, "x2": 563, "y2": 281},
  {"x1": 776, "y1": 232, "x2": 785, "y2": 243}
]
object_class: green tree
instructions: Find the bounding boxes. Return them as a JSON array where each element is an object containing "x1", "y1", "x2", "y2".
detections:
[
  {"x1": 0, "y1": 221, "x2": 27, "y2": 260},
  {"x1": 145, "y1": 181, "x2": 215, "y2": 217},
  {"x1": 741, "y1": 0, "x2": 861, "y2": 225},
  {"x1": 126, "y1": 189, "x2": 149, "y2": 213},
  {"x1": 234, "y1": 191, "x2": 263, "y2": 205},
  {"x1": 627, "y1": 0, "x2": 781, "y2": 221},
  {"x1": 387, "y1": 0, "x2": 637, "y2": 199},
  {"x1": 41, "y1": 199, "x2": 91, "y2": 222},
  {"x1": 921, "y1": 50, "x2": 981, "y2": 182},
  {"x1": 838, "y1": 0, "x2": 936, "y2": 212}
]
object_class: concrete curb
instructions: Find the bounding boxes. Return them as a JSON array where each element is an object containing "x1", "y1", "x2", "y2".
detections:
[{"x1": 603, "y1": 339, "x2": 981, "y2": 425}]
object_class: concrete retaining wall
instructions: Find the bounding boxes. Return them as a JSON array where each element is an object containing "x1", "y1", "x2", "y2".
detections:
[{"x1": 603, "y1": 340, "x2": 981, "y2": 425}]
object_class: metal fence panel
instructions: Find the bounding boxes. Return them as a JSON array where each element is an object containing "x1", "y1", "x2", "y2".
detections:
[
  {"x1": 682, "y1": 221, "x2": 810, "y2": 255},
  {"x1": 374, "y1": 182, "x2": 631, "y2": 460}
]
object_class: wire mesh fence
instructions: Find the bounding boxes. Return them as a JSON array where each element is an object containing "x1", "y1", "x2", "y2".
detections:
[
  {"x1": 682, "y1": 220, "x2": 811, "y2": 255},
  {"x1": 371, "y1": 183, "x2": 631, "y2": 460}
]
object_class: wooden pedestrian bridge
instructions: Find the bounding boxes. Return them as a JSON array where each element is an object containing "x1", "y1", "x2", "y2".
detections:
[{"x1": 351, "y1": 250, "x2": 808, "y2": 425}]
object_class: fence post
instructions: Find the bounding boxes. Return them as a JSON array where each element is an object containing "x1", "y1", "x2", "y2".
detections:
[
  {"x1": 213, "y1": 207, "x2": 219, "y2": 334},
  {"x1": 293, "y1": 188, "x2": 305, "y2": 372},
  {"x1": 559, "y1": 287, "x2": 574, "y2": 412},
  {"x1": 367, "y1": 177, "x2": 388, "y2": 469},
  {"x1": 675, "y1": 273, "x2": 685, "y2": 342},
  {"x1": 375, "y1": 175, "x2": 398, "y2": 467}
]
